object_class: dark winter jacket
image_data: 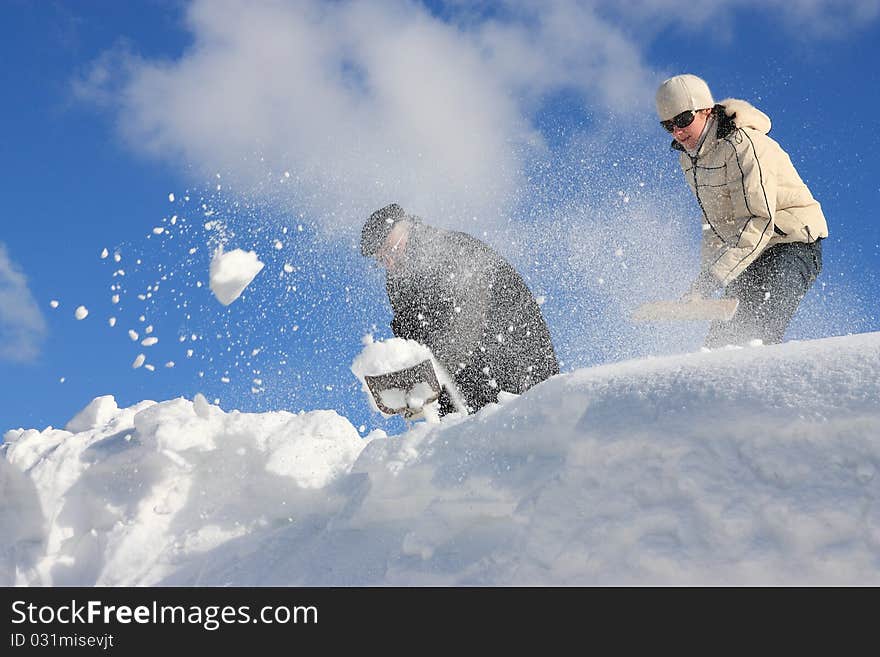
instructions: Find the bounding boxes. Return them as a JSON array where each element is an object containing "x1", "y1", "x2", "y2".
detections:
[{"x1": 385, "y1": 222, "x2": 559, "y2": 412}]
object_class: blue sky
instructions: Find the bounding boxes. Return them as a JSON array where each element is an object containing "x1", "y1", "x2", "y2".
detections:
[{"x1": 2, "y1": 0, "x2": 879, "y2": 435}]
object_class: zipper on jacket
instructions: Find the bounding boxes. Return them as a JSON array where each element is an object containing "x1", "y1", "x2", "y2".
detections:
[{"x1": 690, "y1": 154, "x2": 725, "y2": 243}]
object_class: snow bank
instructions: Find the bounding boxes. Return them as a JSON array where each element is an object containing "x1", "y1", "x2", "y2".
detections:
[
  {"x1": 2, "y1": 395, "x2": 367, "y2": 586},
  {"x1": 0, "y1": 458, "x2": 44, "y2": 585},
  {"x1": 4, "y1": 332, "x2": 880, "y2": 585},
  {"x1": 208, "y1": 246, "x2": 264, "y2": 306}
]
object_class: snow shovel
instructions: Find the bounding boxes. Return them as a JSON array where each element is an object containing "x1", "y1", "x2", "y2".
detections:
[
  {"x1": 364, "y1": 359, "x2": 443, "y2": 419},
  {"x1": 631, "y1": 297, "x2": 739, "y2": 322}
]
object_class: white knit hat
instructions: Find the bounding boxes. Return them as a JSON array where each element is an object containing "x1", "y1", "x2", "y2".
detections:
[{"x1": 655, "y1": 74, "x2": 715, "y2": 120}]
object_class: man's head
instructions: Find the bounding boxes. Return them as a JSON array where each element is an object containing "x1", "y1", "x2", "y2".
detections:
[
  {"x1": 361, "y1": 203, "x2": 413, "y2": 269},
  {"x1": 655, "y1": 74, "x2": 715, "y2": 150},
  {"x1": 361, "y1": 203, "x2": 406, "y2": 257}
]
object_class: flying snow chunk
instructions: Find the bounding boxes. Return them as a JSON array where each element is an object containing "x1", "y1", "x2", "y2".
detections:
[
  {"x1": 132, "y1": 354, "x2": 145, "y2": 369},
  {"x1": 49, "y1": 300, "x2": 59, "y2": 309},
  {"x1": 100, "y1": 248, "x2": 109, "y2": 259},
  {"x1": 74, "y1": 306, "x2": 88, "y2": 320},
  {"x1": 168, "y1": 193, "x2": 175, "y2": 202},
  {"x1": 209, "y1": 247, "x2": 265, "y2": 306},
  {"x1": 142, "y1": 337, "x2": 159, "y2": 347}
]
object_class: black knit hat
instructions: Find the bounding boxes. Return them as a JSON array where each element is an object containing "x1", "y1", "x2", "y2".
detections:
[{"x1": 361, "y1": 203, "x2": 406, "y2": 257}]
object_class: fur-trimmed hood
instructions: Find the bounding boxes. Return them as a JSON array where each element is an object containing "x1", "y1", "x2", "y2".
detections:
[
  {"x1": 672, "y1": 98, "x2": 773, "y2": 153},
  {"x1": 718, "y1": 98, "x2": 772, "y2": 134}
]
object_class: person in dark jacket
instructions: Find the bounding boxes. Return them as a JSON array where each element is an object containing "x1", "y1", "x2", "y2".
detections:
[{"x1": 361, "y1": 203, "x2": 559, "y2": 414}]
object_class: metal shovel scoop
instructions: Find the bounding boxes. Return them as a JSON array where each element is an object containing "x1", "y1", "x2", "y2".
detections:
[{"x1": 364, "y1": 359, "x2": 443, "y2": 419}]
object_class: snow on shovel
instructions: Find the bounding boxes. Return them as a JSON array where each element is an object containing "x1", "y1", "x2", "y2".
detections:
[{"x1": 364, "y1": 359, "x2": 443, "y2": 420}]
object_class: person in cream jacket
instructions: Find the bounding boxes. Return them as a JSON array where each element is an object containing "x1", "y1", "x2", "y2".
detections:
[{"x1": 656, "y1": 74, "x2": 827, "y2": 347}]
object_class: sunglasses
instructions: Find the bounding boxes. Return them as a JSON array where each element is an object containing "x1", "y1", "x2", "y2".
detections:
[{"x1": 661, "y1": 110, "x2": 697, "y2": 133}]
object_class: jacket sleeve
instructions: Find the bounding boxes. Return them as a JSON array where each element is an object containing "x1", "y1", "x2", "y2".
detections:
[{"x1": 707, "y1": 129, "x2": 777, "y2": 285}]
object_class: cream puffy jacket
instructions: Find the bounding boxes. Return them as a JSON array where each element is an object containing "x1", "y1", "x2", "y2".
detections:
[{"x1": 675, "y1": 98, "x2": 828, "y2": 287}]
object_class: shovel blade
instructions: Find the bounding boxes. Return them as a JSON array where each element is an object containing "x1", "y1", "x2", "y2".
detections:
[
  {"x1": 364, "y1": 359, "x2": 443, "y2": 418},
  {"x1": 632, "y1": 298, "x2": 740, "y2": 322}
]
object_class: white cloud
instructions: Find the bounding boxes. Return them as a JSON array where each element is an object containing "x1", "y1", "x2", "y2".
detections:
[
  {"x1": 77, "y1": 0, "x2": 877, "y2": 236},
  {"x1": 437, "y1": 1, "x2": 654, "y2": 112},
  {"x1": 100, "y1": 0, "x2": 547, "y2": 231},
  {"x1": 76, "y1": 0, "x2": 661, "y2": 234},
  {"x1": 0, "y1": 243, "x2": 48, "y2": 363}
]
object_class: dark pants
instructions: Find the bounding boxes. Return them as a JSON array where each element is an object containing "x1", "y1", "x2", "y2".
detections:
[{"x1": 705, "y1": 240, "x2": 823, "y2": 348}]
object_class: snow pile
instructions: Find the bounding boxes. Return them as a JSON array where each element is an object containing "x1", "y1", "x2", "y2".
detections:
[
  {"x1": 2, "y1": 395, "x2": 368, "y2": 586},
  {"x1": 208, "y1": 246, "x2": 264, "y2": 305},
  {"x1": 3, "y1": 332, "x2": 880, "y2": 585},
  {"x1": 0, "y1": 459, "x2": 44, "y2": 585}
]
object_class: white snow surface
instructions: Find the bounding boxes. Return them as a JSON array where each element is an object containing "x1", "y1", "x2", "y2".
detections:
[
  {"x1": 208, "y1": 246, "x2": 265, "y2": 306},
  {"x1": 3, "y1": 332, "x2": 880, "y2": 586}
]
